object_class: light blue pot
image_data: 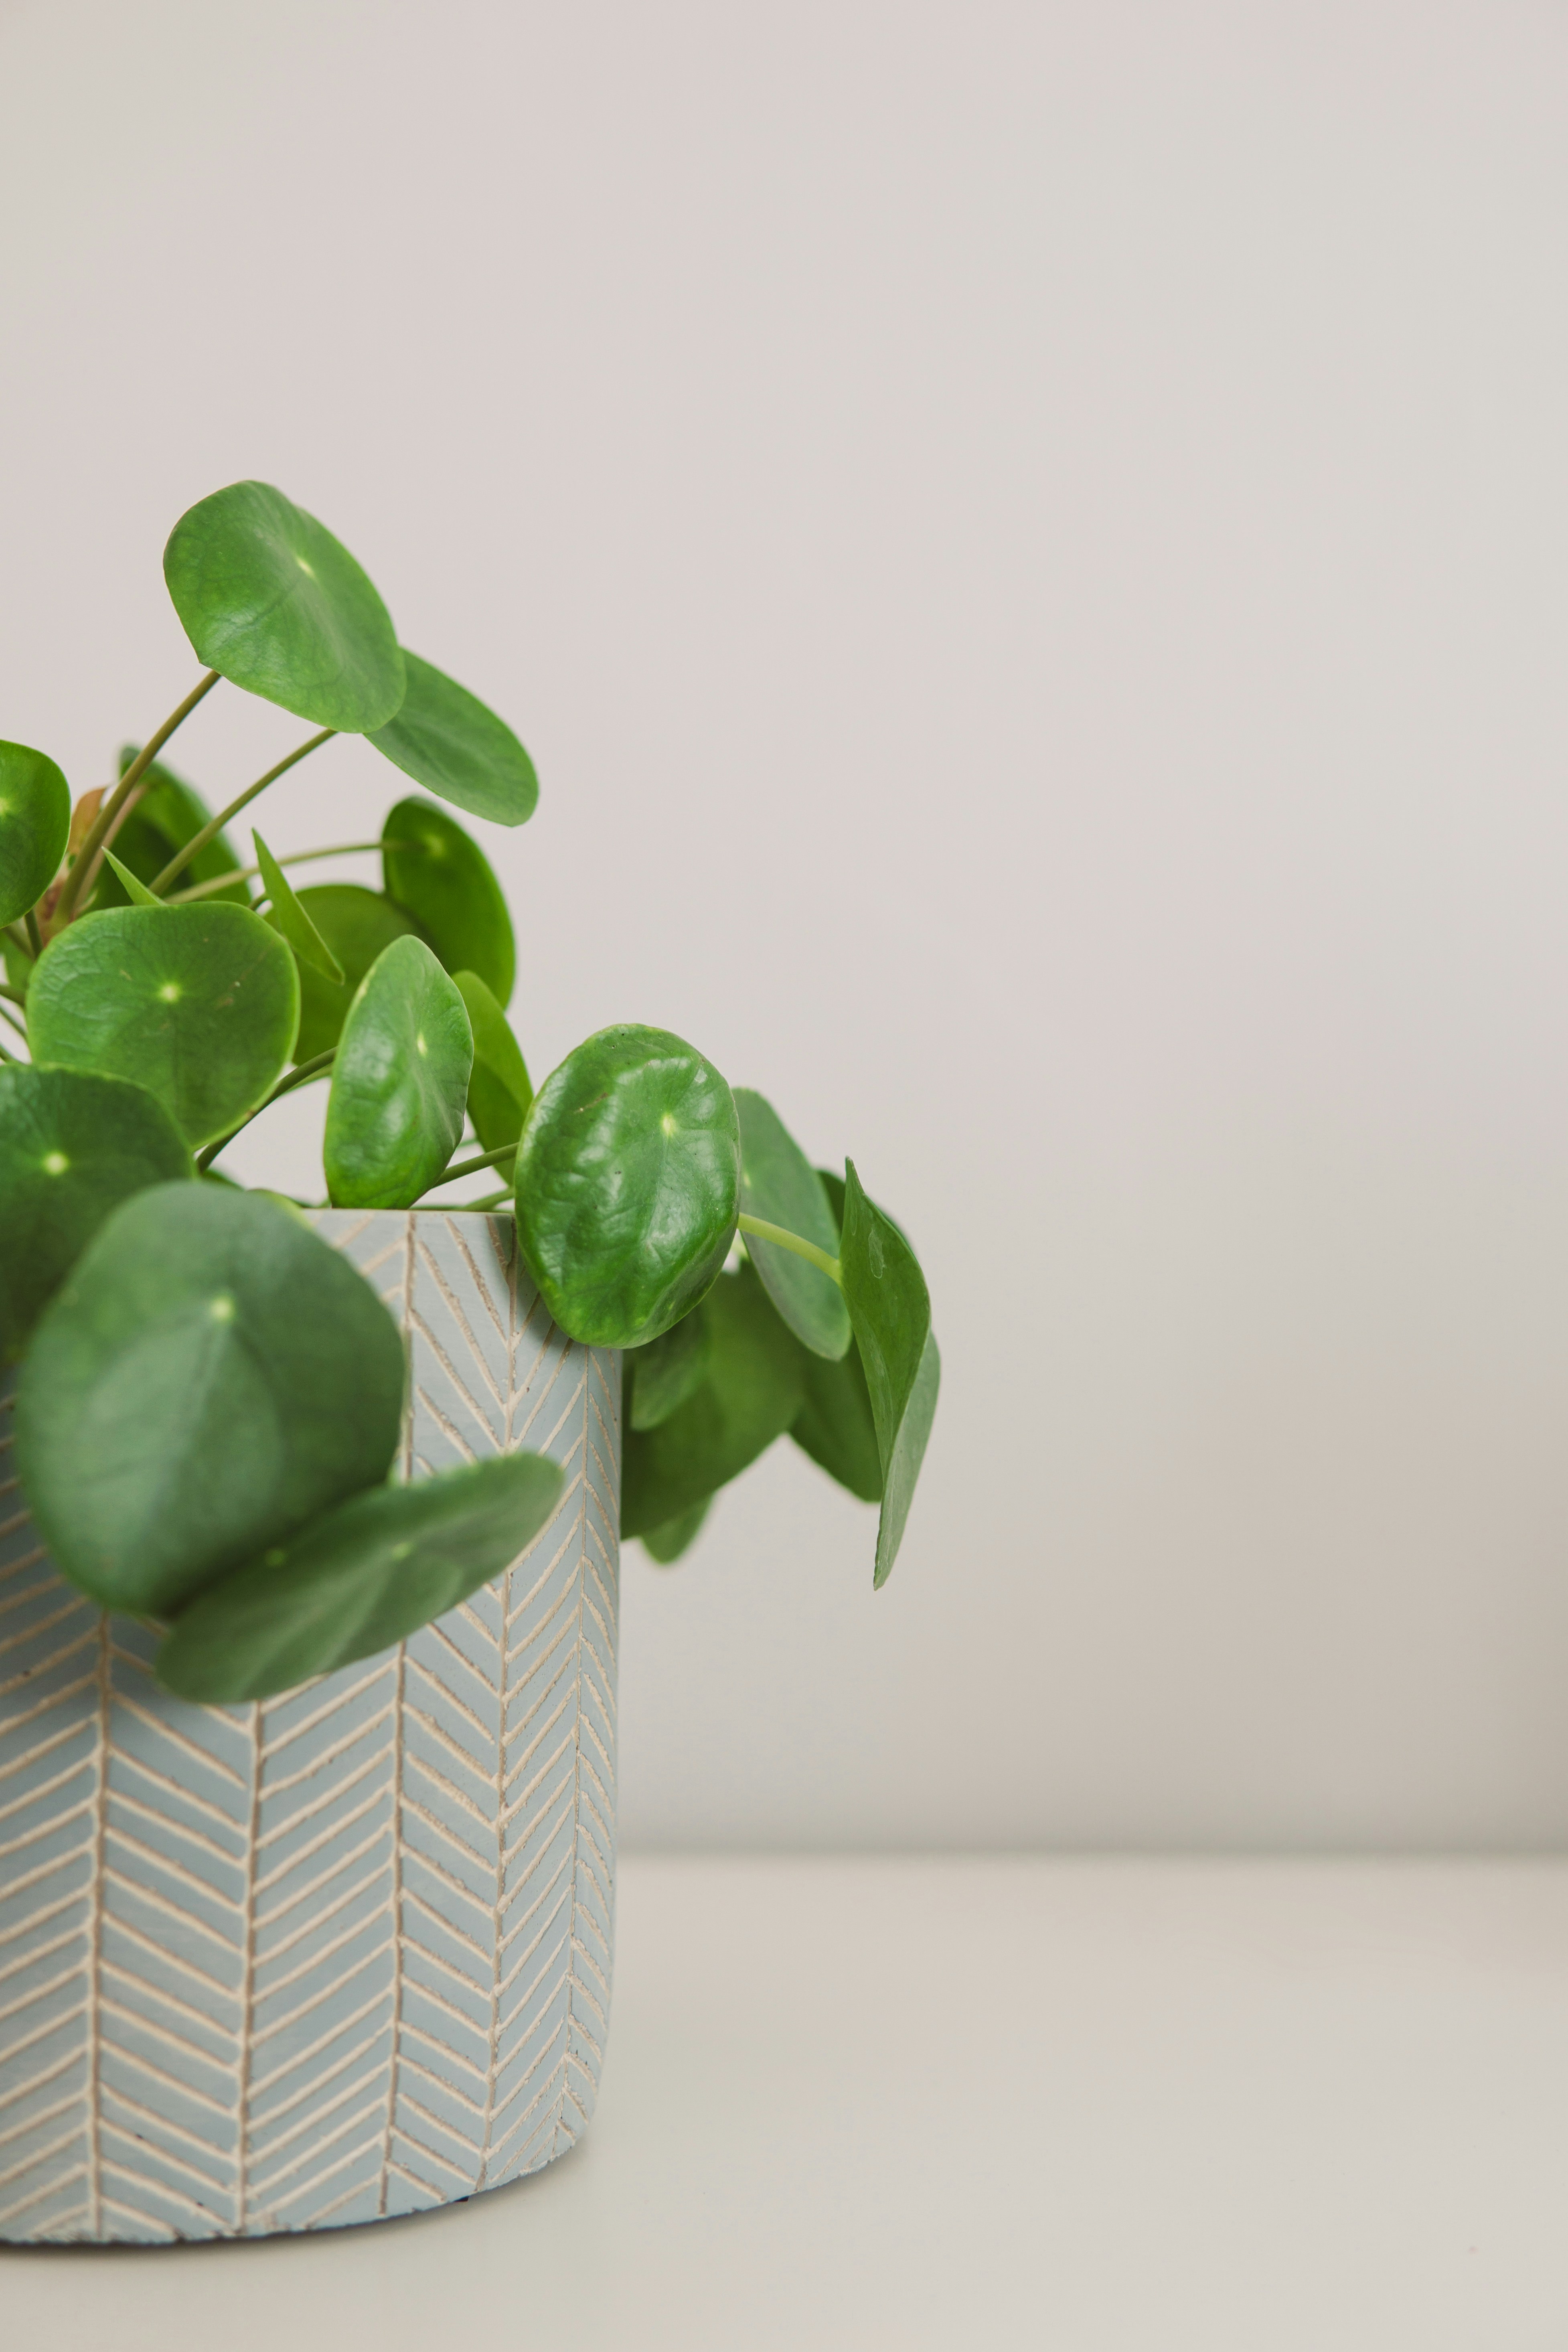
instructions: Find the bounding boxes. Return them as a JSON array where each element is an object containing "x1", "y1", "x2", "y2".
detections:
[{"x1": 0, "y1": 1209, "x2": 621, "y2": 2243}]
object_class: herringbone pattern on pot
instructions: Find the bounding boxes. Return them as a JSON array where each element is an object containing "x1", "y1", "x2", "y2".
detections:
[{"x1": 0, "y1": 1211, "x2": 620, "y2": 2242}]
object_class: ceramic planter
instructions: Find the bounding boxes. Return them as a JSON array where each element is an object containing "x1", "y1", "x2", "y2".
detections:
[{"x1": 0, "y1": 1209, "x2": 621, "y2": 2243}]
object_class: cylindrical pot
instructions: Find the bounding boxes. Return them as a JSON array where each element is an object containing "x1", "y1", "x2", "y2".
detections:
[{"x1": 0, "y1": 1208, "x2": 621, "y2": 2243}]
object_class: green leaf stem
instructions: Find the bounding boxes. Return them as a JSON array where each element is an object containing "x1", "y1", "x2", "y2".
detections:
[
  {"x1": 14, "y1": 1184, "x2": 406, "y2": 1615},
  {"x1": 734, "y1": 1089, "x2": 850, "y2": 1360},
  {"x1": 97, "y1": 753, "x2": 250, "y2": 911}
]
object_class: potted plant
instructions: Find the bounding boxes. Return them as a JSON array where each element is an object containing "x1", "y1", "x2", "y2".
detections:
[{"x1": 0, "y1": 483, "x2": 938, "y2": 2243}]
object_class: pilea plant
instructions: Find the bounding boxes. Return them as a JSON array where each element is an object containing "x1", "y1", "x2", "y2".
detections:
[{"x1": 0, "y1": 483, "x2": 939, "y2": 1704}]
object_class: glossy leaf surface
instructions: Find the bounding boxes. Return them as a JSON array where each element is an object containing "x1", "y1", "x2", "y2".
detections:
[
  {"x1": 324, "y1": 934, "x2": 472, "y2": 1208},
  {"x1": 267, "y1": 882, "x2": 422, "y2": 1062},
  {"x1": 628, "y1": 1306, "x2": 710, "y2": 1431},
  {"x1": 97, "y1": 753, "x2": 249, "y2": 910},
  {"x1": 641, "y1": 1495, "x2": 711, "y2": 1565},
  {"x1": 0, "y1": 1066, "x2": 191, "y2": 1363},
  {"x1": 0, "y1": 740, "x2": 70, "y2": 926},
  {"x1": 156, "y1": 1453, "x2": 565, "y2": 1701},
  {"x1": 454, "y1": 968, "x2": 531, "y2": 1175},
  {"x1": 27, "y1": 903, "x2": 300, "y2": 1148},
  {"x1": 253, "y1": 829, "x2": 342, "y2": 981},
  {"x1": 14, "y1": 1184, "x2": 405, "y2": 1615},
  {"x1": 163, "y1": 480, "x2": 405, "y2": 731},
  {"x1": 839, "y1": 1161, "x2": 935, "y2": 1586},
  {"x1": 735, "y1": 1088, "x2": 850, "y2": 1359},
  {"x1": 620, "y1": 1265, "x2": 804, "y2": 1536},
  {"x1": 367, "y1": 650, "x2": 538, "y2": 827},
  {"x1": 383, "y1": 797, "x2": 515, "y2": 1006},
  {"x1": 516, "y1": 1024, "x2": 740, "y2": 1348}
]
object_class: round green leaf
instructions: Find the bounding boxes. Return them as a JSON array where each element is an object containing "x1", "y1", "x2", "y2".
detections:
[
  {"x1": 324, "y1": 934, "x2": 473, "y2": 1209},
  {"x1": 383, "y1": 797, "x2": 515, "y2": 1007},
  {"x1": 267, "y1": 883, "x2": 423, "y2": 1062},
  {"x1": 839, "y1": 1161, "x2": 936, "y2": 1587},
  {"x1": 96, "y1": 753, "x2": 250, "y2": 910},
  {"x1": 14, "y1": 1183, "x2": 406, "y2": 1616},
  {"x1": 642, "y1": 1494, "x2": 712, "y2": 1565},
  {"x1": 620, "y1": 1265, "x2": 804, "y2": 1537},
  {"x1": 367, "y1": 650, "x2": 538, "y2": 827},
  {"x1": 735, "y1": 1089, "x2": 851, "y2": 1360},
  {"x1": 27, "y1": 904, "x2": 300, "y2": 1148},
  {"x1": 155, "y1": 1453, "x2": 565, "y2": 1701},
  {"x1": 0, "y1": 740, "x2": 69, "y2": 927},
  {"x1": 0, "y1": 1066, "x2": 192, "y2": 1363},
  {"x1": 163, "y1": 480, "x2": 405, "y2": 732},
  {"x1": 515, "y1": 1024, "x2": 740, "y2": 1349}
]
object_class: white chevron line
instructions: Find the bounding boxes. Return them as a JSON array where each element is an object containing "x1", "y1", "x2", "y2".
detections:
[
  {"x1": 249, "y1": 2018, "x2": 388, "y2": 2136},
  {"x1": 247, "y1": 1985, "x2": 387, "y2": 2103},
  {"x1": 99, "y1": 2083, "x2": 235, "y2": 2171},
  {"x1": 413, "y1": 1386, "x2": 479, "y2": 1464},
  {"x1": 93, "y1": 2030, "x2": 233, "y2": 2119},
  {"x1": 502, "y1": 1522, "x2": 579, "y2": 1633},
  {"x1": 251, "y1": 1947, "x2": 386, "y2": 2051},
  {"x1": 0, "y1": 2163, "x2": 89, "y2": 2230},
  {"x1": 0, "y1": 1957, "x2": 95, "y2": 2032},
  {"x1": 397, "y1": 1961, "x2": 488, "y2": 2046},
  {"x1": 495, "y1": 1894, "x2": 571, "y2": 2003},
  {"x1": 265, "y1": 2121, "x2": 387, "y2": 2220},
  {"x1": 92, "y1": 1745, "x2": 241, "y2": 1841},
  {"x1": 414, "y1": 1245, "x2": 506, "y2": 1410},
  {"x1": 0, "y1": 1799, "x2": 96, "y2": 1867},
  {"x1": 99, "y1": 1951, "x2": 234, "y2": 2042},
  {"x1": 253, "y1": 1810, "x2": 390, "y2": 1909},
  {"x1": 0, "y1": 1631, "x2": 98, "y2": 1704},
  {"x1": 0, "y1": 2088, "x2": 79, "y2": 2156},
  {"x1": 397, "y1": 1927, "x2": 492, "y2": 2008},
  {"x1": 374, "y1": 1638, "x2": 407, "y2": 2220},
  {"x1": 0, "y1": 1922, "x2": 79, "y2": 1991},
  {"x1": 95, "y1": 2190, "x2": 174, "y2": 2238},
  {"x1": 101, "y1": 1869, "x2": 241, "y2": 1962},
  {"x1": 104, "y1": 1825, "x2": 247, "y2": 1916},
  {"x1": 402, "y1": 1745, "x2": 494, "y2": 1833},
  {"x1": 259, "y1": 1660, "x2": 393, "y2": 1762},
  {"x1": 395, "y1": 2048, "x2": 484, "y2": 2119},
  {"x1": 502, "y1": 1655, "x2": 577, "y2": 1775},
  {"x1": 398, "y1": 1795, "x2": 497, "y2": 1883},
  {"x1": 107, "y1": 1784, "x2": 245, "y2": 1870},
  {"x1": 400, "y1": 1884, "x2": 490, "y2": 1965},
  {"x1": 0, "y1": 2124, "x2": 85, "y2": 2198},
  {"x1": 97, "y1": 2150, "x2": 219, "y2": 2228},
  {"x1": 0, "y1": 1752, "x2": 93, "y2": 1829},
  {"x1": 0, "y1": 1672, "x2": 96, "y2": 1753},
  {"x1": 0, "y1": 2042, "x2": 81, "y2": 2123},
  {"x1": 248, "y1": 2055, "x2": 388, "y2": 2176},
  {"x1": 0, "y1": 1886, "x2": 86, "y2": 1960},
  {"x1": 97, "y1": 1991, "x2": 235, "y2": 2080},
  {"x1": 251, "y1": 1778, "x2": 390, "y2": 1891},
  {"x1": 255, "y1": 1741, "x2": 389, "y2": 1853},
  {"x1": 250, "y1": 2093, "x2": 385, "y2": 2204},
  {"x1": 0, "y1": 1574, "x2": 62, "y2": 1624},
  {"x1": 401, "y1": 1699, "x2": 492, "y2": 1789},
  {"x1": 400, "y1": 1832, "x2": 495, "y2": 1920},
  {"x1": 252, "y1": 1822, "x2": 394, "y2": 1935},
  {"x1": 448, "y1": 1217, "x2": 511, "y2": 1335},
  {"x1": 389, "y1": 2133, "x2": 471, "y2": 2191},
  {"x1": 256, "y1": 1858, "x2": 388, "y2": 1964},
  {"x1": 253, "y1": 1909, "x2": 391, "y2": 2007},
  {"x1": 256, "y1": 1706, "x2": 395, "y2": 1801},
  {"x1": 109, "y1": 1695, "x2": 248, "y2": 1788},
  {"x1": 395, "y1": 2089, "x2": 480, "y2": 2167},
  {"x1": 405, "y1": 1655, "x2": 492, "y2": 1745},
  {"x1": 97, "y1": 2119, "x2": 226, "y2": 2206},
  {"x1": 502, "y1": 1726, "x2": 576, "y2": 1826}
]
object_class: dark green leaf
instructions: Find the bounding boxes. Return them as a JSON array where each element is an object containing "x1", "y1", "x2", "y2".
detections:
[
  {"x1": 790, "y1": 1336, "x2": 883, "y2": 1503},
  {"x1": 324, "y1": 935, "x2": 472, "y2": 1208},
  {"x1": 97, "y1": 752, "x2": 250, "y2": 910},
  {"x1": 515, "y1": 1024, "x2": 740, "y2": 1349},
  {"x1": 454, "y1": 969, "x2": 531, "y2": 1179},
  {"x1": 621, "y1": 1265, "x2": 804, "y2": 1536},
  {"x1": 0, "y1": 740, "x2": 69, "y2": 926},
  {"x1": 156, "y1": 1453, "x2": 565, "y2": 1701},
  {"x1": 628, "y1": 1307, "x2": 710, "y2": 1430},
  {"x1": 839, "y1": 1161, "x2": 936, "y2": 1586},
  {"x1": 0, "y1": 1066, "x2": 192, "y2": 1363},
  {"x1": 101, "y1": 850, "x2": 159, "y2": 906},
  {"x1": 735, "y1": 1088, "x2": 850, "y2": 1361},
  {"x1": 27, "y1": 904, "x2": 300, "y2": 1148},
  {"x1": 367, "y1": 650, "x2": 538, "y2": 827},
  {"x1": 253, "y1": 829, "x2": 342, "y2": 982},
  {"x1": 383, "y1": 797, "x2": 515, "y2": 1007},
  {"x1": 163, "y1": 480, "x2": 405, "y2": 732},
  {"x1": 641, "y1": 1495, "x2": 712, "y2": 1564},
  {"x1": 14, "y1": 1183, "x2": 405, "y2": 1615},
  {"x1": 266, "y1": 883, "x2": 423, "y2": 1062}
]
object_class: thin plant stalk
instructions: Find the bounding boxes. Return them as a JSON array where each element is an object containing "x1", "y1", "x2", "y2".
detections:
[
  {"x1": 52, "y1": 669, "x2": 221, "y2": 926},
  {"x1": 195, "y1": 1049, "x2": 336, "y2": 1172},
  {"x1": 150, "y1": 729, "x2": 336, "y2": 897},
  {"x1": 735, "y1": 1211, "x2": 842, "y2": 1286},
  {"x1": 164, "y1": 836, "x2": 426, "y2": 907}
]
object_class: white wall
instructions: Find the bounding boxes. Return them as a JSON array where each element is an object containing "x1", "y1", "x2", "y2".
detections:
[{"x1": 4, "y1": 0, "x2": 1568, "y2": 1850}]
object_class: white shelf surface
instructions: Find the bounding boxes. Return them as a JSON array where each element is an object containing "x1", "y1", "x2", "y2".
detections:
[{"x1": 7, "y1": 1856, "x2": 1568, "y2": 2350}]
